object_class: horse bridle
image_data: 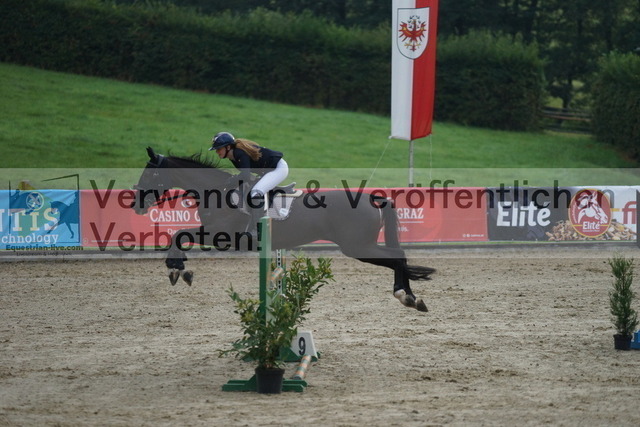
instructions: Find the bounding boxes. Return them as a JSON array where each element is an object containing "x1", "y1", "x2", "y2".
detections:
[{"x1": 133, "y1": 154, "x2": 176, "y2": 209}]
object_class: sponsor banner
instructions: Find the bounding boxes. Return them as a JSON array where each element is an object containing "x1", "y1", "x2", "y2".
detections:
[
  {"x1": 0, "y1": 189, "x2": 81, "y2": 249},
  {"x1": 487, "y1": 186, "x2": 638, "y2": 242},
  {"x1": 7, "y1": 186, "x2": 630, "y2": 251},
  {"x1": 80, "y1": 186, "x2": 488, "y2": 248},
  {"x1": 580, "y1": 186, "x2": 636, "y2": 238},
  {"x1": 81, "y1": 189, "x2": 201, "y2": 249},
  {"x1": 369, "y1": 187, "x2": 487, "y2": 243},
  {"x1": 487, "y1": 186, "x2": 569, "y2": 241}
]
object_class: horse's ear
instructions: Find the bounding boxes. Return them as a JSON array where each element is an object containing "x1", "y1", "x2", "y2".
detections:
[{"x1": 146, "y1": 147, "x2": 156, "y2": 160}]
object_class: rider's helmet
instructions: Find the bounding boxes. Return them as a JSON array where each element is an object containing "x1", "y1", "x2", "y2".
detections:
[{"x1": 209, "y1": 132, "x2": 236, "y2": 151}]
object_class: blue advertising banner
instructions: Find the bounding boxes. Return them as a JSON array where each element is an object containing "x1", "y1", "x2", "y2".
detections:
[{"x1": 0, "y1": 189, "x2": 81, "y2": 249}]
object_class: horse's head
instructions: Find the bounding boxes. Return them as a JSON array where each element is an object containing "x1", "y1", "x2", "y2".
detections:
[
  {"x1": 131, "y1": 146, "x2": 235, "y2": 215},
  {"x1": 131, "y1": 147, "x2": 173, "y2": 215}
]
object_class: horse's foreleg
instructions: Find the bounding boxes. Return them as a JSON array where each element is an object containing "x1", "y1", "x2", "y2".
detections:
[
  {"x1": 180, "y1": 270, "x2": 194, "y2": 286},
  {"x1": 165, "y1": 227, "x2": 201, "y2": 286},
  {"x1": 166, "y1": 261, "x2": 194, "y2": 285},
  {"x1": 166, "y1": 249, "x2": 186, "y2": 285}
]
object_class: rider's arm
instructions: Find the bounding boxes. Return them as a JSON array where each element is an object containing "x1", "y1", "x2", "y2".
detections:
[{"x1": 231, "y1": 148, "x2": 253, "y2": 186}]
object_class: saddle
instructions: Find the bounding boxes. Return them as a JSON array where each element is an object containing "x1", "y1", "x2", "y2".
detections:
[{"x1": 269, "y1": 182, "x2": 302, "y2": 198}]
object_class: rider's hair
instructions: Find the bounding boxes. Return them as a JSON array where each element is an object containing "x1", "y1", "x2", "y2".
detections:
[{"x1": 234, "y1": 138, "x2": 262, "y2": 161}]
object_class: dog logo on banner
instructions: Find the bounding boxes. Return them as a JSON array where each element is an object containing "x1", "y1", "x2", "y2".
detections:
[{"x1": 397, "y1": 8, "x2": 430, "y2": 60}]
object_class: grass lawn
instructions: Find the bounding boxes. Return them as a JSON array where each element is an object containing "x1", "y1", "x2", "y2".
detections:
[{"x1": 1, "y1": 63, "x2": 637, "y2": 188}]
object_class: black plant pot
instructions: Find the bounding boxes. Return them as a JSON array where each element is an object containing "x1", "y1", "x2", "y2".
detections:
[
  {"x1": 255, "y1": 367, "x2": 285, "y2": 394},
  {"x1": 614, "y1": 334, "x2": 632, "y2": 350}
]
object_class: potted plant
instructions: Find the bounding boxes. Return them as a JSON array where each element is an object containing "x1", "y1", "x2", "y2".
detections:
[
  {"x1": 220, "y1": 256, "x2": 333, "y2": 393},
  {"x1": 608, "y1": 254, "x2": 639, "y2": 350}
]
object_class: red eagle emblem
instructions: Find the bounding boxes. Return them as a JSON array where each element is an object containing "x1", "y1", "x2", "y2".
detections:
[{"x1": 399, "y1": 15, "x2": 427, "y2": 52}]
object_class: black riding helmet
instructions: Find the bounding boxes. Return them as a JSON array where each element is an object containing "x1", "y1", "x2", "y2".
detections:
[{"x1": 209, "y1": 131, "x2": 236, "y2": 151}]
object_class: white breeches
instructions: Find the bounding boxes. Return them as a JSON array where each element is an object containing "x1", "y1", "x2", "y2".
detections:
[{"x1": 250, "y1": 159, "x2": 289, "y2": 197}]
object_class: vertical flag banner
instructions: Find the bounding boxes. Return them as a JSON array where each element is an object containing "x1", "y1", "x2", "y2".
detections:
[{"x1": 391, "y1": 0, "x2": 439, "y2": 141}]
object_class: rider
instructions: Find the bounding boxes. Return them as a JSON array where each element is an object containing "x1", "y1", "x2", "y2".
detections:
[{"x1": 209, "y1": 131, "x2": 288, "y2": 238}]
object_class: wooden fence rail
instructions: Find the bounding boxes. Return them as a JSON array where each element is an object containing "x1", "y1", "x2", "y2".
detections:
[{"x1": 540, "y1": 106, "x2": 592, "y2": 134}]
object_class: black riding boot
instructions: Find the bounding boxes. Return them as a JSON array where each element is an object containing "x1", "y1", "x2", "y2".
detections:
[{"x1": 246, "y1": 195, "x2": 266, "y2": 240}]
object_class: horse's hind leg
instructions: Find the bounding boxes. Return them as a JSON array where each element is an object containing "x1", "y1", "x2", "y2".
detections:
[
  {"x1": 342, "y1": 244, "x2": 429, "y2": 312},
  {"x1": 391, "y1": 258, "x2": 428, "y2": 312}
]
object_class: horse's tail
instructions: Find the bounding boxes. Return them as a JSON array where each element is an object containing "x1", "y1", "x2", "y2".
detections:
[
  {"x1": 405, "y1": 264, "x2": 436, "y2": 280},
  {"x1": 372, "y1": 195, "x2": 436, "y2": 281},
  {"x1": 372, "y1": 195, "x2": 401, "y2": 249}
]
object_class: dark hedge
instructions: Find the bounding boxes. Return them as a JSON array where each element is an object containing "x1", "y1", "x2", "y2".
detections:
[
  {"x1": 435, "y1": 31, "x2": 546, "y2": 131},
  {"x1": 592, "y1": 52, "x2": 640, "y2": 159},
  {"x1": 1, "y1": 0, "x2": 545, "y2": 130}
]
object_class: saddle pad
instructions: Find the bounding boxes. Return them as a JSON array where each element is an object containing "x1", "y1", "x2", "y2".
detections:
[
  {"x1": 268, "y1": 194, "x2": 297, "y2": 220},
  {"x1": 229, "y1": 191, "x2": 298, "y2": 220}
]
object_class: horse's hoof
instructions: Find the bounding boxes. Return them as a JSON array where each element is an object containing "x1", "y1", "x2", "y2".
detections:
[
  {"x1": 168, "y1": 269, "x2": 180, "y2": 286},
  {"x1": 394, "y1": 289, "x2": 416, "y2": 308},
  {"x1": 181, "y1": 270, "x2": 194, "y2": 286},
  {"x1": 416, "y1": 299, "x2": 428, "y2": 312}
]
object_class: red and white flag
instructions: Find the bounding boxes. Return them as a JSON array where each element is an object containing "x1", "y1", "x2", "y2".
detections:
[{"x1": 391, "y1": 0, "x2": 439, "y2": 141}]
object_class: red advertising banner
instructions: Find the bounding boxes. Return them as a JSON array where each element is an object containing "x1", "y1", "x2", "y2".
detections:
[
  {"x1": 80, "y1": 187, "x2": 488, "y2": 249},
  {"x1": 81, "y1": 189, "x2": 201, "y2": 249},
  {"x1": 370, "y1": 187, "x2": 487, "y2": 243}
]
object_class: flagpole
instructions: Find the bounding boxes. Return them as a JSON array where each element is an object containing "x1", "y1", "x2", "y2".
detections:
[
  {"x1": 391, "y1": 0, "x2": 439, "y2": 188},
  {"x1": 408, "y1": 139, "x2": 415, "y2": 187}
]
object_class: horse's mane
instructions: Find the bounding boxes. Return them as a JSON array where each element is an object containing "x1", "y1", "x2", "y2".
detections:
[
  {"x1": 160, "y1": 151, "x2": 235, "y2": 187},
  {"x1": 166, "y1": 151, "x2": 220, "y2": 169}
]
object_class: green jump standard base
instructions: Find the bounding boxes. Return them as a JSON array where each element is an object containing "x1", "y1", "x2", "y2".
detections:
[{"x1": 222, "y1": 375, "x2": 307, "y2": 392}]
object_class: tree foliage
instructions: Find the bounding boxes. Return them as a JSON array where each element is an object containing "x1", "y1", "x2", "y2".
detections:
[
  {"x1": 125, "y1": 0, "x2": 638, "y2": 109},
  {"x1": 591, "y1": 52, "x2": 640, "y2": 159},
  {"x1": 436, "y1": 31, "x2": 545, "y2": 131},
  {"x1": 3, "y1": 0, "x2": 638, "y2": 136}
]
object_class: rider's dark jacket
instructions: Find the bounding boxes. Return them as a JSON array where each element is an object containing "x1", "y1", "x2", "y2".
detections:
[{"x1": 230, "y1": 146, "x2": 283, "y2": 185}]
